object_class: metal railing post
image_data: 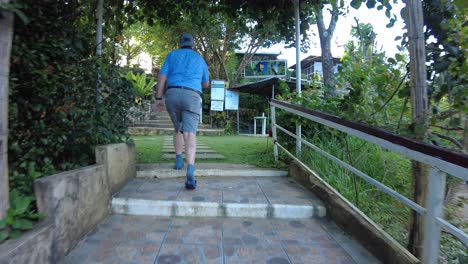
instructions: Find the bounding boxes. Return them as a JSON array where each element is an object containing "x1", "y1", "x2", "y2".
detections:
[
  {"x1": 422, "y1": 167, "x2": 446, "y2": 264},
  {"x1": 271, "y1": 105, "x2": 278, "y2": 162},
  {"x1": 296, "y1": 124, "x2": 302, "y2": 158}
]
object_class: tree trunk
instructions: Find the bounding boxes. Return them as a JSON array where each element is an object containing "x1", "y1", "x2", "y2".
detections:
[
  {"x1": 405, "y1": 0, "x2": 430, "y2": 258},
  {"x1": 315, "y1": 5, "x2": 338, "y2": 96},
  {"x1": 0, "y1": 1, "x2": 14, "y2": 219}
]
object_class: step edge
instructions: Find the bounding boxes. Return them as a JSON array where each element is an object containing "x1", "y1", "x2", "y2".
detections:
[
  {"x1": 111, "y1": 197, "x2": 325, "y2": 218},
  {"x1": 136, "y1": 169, "x2": 289, "y2": 178}
]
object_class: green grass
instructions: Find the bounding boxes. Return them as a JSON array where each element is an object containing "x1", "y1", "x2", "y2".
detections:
[
  {"x1": 132, "y1": 136, "x2": 165, "y2": 163},
  {"x1": 132, "y1": 135, "x2": 284, "y2": 168},
  {"x1": 299, "y1": 135, "x2": 412, "y2": 245}
]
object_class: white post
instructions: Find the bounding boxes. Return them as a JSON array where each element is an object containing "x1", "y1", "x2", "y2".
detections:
[
  {"x1": 0, "y1": 2, "x2": 13, "y2": 219},
  {"x1": 254, "y1": 118, "x2": 257, "y2": 135},
  {"x1": 422, "y1": 168, "x2": 446, "y2": 264},
  {"x1": 294, "y1": 0, "x2": 302, "y2": 158},
  {"x1": 296, "y1": 124, "x2": 302, "y2": 157},
  {"x1": 294, "y1": 0, "x2": 301, "y2": 95},
  {"x1": 236, "y1": 110, "x2": 239, "y2": 134},
  {"x1": 261, "y1": 113, "x2": 266, "y2": 135},
  {"x1": 271, "y1": 105, "x2": 278, "y2": 162}
]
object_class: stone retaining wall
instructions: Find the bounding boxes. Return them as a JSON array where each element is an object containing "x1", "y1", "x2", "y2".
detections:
[
  {"x1": 289, "y1": 160, "x2": 420, "y2": 264},
  {"x1": 0, "y1": 142, "x2": 135, "y2": 264},
  {"x1": 96, "y1": 143, "x2": 136, "y2": 194},
  {"x1": 0, "y1": 223, "x2": 54, "y2": 264}
]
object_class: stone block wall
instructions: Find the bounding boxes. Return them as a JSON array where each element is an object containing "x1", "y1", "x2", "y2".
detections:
[
  {"x1": 0, "y1": 223, "x2": 54, "y2": 264},
  {"x1": 0, "y1": 142, "x2": 136, "y2": 263},
  {"x1": 34, "y1": 165, "x2": 110, "y2": 262},
  {"x1": 96, "y1": 143, "x2": 136, "y2": 194}
]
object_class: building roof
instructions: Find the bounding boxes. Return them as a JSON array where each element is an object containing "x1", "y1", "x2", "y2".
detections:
[
  {"x1": 228, "y1": 77, "x2": 305, "y2": 97},
  {"x1": 289, "y1": 55, "x2": 341, "y2": 69},
  {"x1": 235, "y1": 51, "x2": 281, "y2": 56}
]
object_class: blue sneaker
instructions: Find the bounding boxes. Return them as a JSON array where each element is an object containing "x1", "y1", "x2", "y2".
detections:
[
  {"x1": 174, "y1": 154, "x2": 184, "y2": 170},
  {"x1": 185, "y1": 178, "x2": 197, "y2": 190},
  {"x1": 185, "y1": 164, "x2": 196, "y2": 189}
]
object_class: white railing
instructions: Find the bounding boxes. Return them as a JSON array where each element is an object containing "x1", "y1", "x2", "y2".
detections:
[{"x1": 270, "y1": 99, "x2": 468, "y2": 264}]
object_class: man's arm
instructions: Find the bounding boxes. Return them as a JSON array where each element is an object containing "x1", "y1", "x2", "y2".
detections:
[
  {"x1": 154, "y1": 73, "x2": 167, "y2": 112},
  {"x1": 155, "y1": 73, "x2": 167, "y2": 99},
  {"x1": 201, "y1": 81, "x2": 209, "y2": 88}
]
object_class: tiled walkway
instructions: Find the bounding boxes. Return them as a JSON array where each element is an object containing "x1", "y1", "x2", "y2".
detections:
[
  {"x1": 64, "y1": 136, "x2": 380, "y2": 263},
  {"x1": 114, "y1": 177, "x2": 321, "y2": 206},
  {"x1": 64, "y1": 215, "x2": 379, "y2": 264}
]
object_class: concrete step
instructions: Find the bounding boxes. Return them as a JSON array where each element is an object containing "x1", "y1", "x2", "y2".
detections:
[
  {"x1": 162, "y1": 146, "x2": 212, "y2": 150},
  {"x1": 111, "y1": 176, "x2": 326, "y2": 219},
  {"x1": 162, "y1": 149, "x2": 217, "y2": 153},
  {"x1": 134, "y1": 120, "x2": 211, "y2": 129},
  {"x1": 136, "y1": 163, "x2": 288, "y2": 178},
  {"x1": 128, "y1": 127, "x2": 224, "y2": 136},
  {"x1": 134, "y1": 121, "x2": 174, "y2": 127},
  {"x1": 163, "y1": 142, "x2": 210, "y2": 147},
  {"x1": 162, "y1": 153, "x2": 225, "y2": 159},
  {"x1": 132, "y1": 124, "x2": 212, "y2": 130}
]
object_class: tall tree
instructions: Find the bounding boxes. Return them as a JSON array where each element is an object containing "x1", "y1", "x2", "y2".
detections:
[
  {"x1": 405, "y1": 0, "x2": 429, "y2": 257},
  {"x1": 351, "y1": 20, "x2": 376, "y2": 61},
  {"x1": 131, "y1": 0, "x2": 318, "y2": 85},
  {"x1": 314, "y1": 1, "x2": 342, "y2": 95}
]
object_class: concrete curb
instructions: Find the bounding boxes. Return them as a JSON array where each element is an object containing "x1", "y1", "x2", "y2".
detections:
[
  {"x1": 162, "y1": 153, "x2": 225, "y2": 159},
  {"x1": 111, "y1": 197, "x2": 325, "y2": 219},
  {"x1": 136, "y1": 168, "x2": 288, "y2": 178}
]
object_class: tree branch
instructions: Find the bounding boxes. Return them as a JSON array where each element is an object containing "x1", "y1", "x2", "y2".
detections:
[
  {"x1": 431, "y1": 132, "x2": 464, "y2": 151},
  {"x1": 429, "y1": 125, "x2": 463, "y2": 131}
]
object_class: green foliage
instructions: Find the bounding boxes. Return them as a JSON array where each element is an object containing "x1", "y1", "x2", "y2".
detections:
[
  {"x1": 396, "y1": 1, "x2": 467, "y2": 146},
  {"x1": 133, "y1": 135, "x2": 281, "y2": 168},
  {"x1": 122, "y1": 71, "x2": 156, "y2": 99},
  {"x1": 299, "y1": 134, "x2": 411, "y2": 244},
  {"x1": 8, "y1": 0, "x2": 135, "y2": 211},
  {"x1": 335, "y1": 49, "x2": 409, "y2": 128},
  {"x1": 0, "y1": 1, "x2": 28, "y2": 23},
  {"x1": 0, "y1": 190, "x2": 44, "y2": 242}
]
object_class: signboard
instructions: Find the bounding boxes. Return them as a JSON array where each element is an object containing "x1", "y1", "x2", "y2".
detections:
[
  {"x1": 211, "y1": 80, "x2": 225, "y2": 101},
  {"x1": 210, "y1": 100, "x2": 224, "y2": 111},
  {"x1": 243, "y1": 59, "x2": 287, "y2": 78},
  {"x1": 225, "y1": 90, "x2": 239, "y2": 110}
]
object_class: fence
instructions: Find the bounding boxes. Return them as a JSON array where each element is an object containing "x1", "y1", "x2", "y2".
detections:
[{"x1": 270, "y1": 99, "x2": 468, "y2": 264}]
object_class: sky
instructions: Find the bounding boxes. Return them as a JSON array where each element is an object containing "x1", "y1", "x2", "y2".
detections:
[{"x1": 270, "y1": 2, "x2": 407, "y2": 67}]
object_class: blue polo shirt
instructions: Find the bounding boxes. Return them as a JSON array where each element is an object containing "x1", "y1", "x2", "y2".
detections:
[{"x1": 160, "y1": 48, "x2": 209, "y2": 93}]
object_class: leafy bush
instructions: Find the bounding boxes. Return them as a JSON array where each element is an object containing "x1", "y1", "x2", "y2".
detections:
[
  {"x1": 3, "y1": 0, "x2": 136, "y2": 242},
  {"x1": 8, "y1": 0, "x2": 135, "y2": 195},
  {"x1": 0, "y1": 190, "x2": 44, "y2": 242},
  {"x1": 122, "y1": 71, "x2": 156, "y2": 99}
]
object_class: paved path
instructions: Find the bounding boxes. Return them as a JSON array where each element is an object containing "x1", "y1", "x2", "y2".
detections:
[{"x1": 64, "y1": 215, "x2": 379, "y2": 264}]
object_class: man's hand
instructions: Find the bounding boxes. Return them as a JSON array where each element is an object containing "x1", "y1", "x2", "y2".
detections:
[{"x1": 155, "y1": 100, "x2": 165, "y2": 112}]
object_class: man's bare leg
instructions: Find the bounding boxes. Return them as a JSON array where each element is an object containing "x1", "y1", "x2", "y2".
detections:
[
  {"x1": 183, "y1": 132, "x2": 196, "y2": 165},
  {"x1": 184, "y1": 132, "x2": 197, "y2": 189},
  {"x1": 174, "y1": 131, "x2": 184, "y2": 169}
]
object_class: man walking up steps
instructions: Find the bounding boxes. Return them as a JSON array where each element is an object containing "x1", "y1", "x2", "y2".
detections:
[{"x1": 154, "y1": 33, "x2": 210, "y2": 190}]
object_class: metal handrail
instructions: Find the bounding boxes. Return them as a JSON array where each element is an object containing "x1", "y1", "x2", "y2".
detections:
[{"x1": 270, "y1": 99, "x2": 468, "y2": 264}]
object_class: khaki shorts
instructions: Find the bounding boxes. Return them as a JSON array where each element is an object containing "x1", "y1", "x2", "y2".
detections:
[{"x1": 165, "y1": 88, "x2": 201, "y2": 133}]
